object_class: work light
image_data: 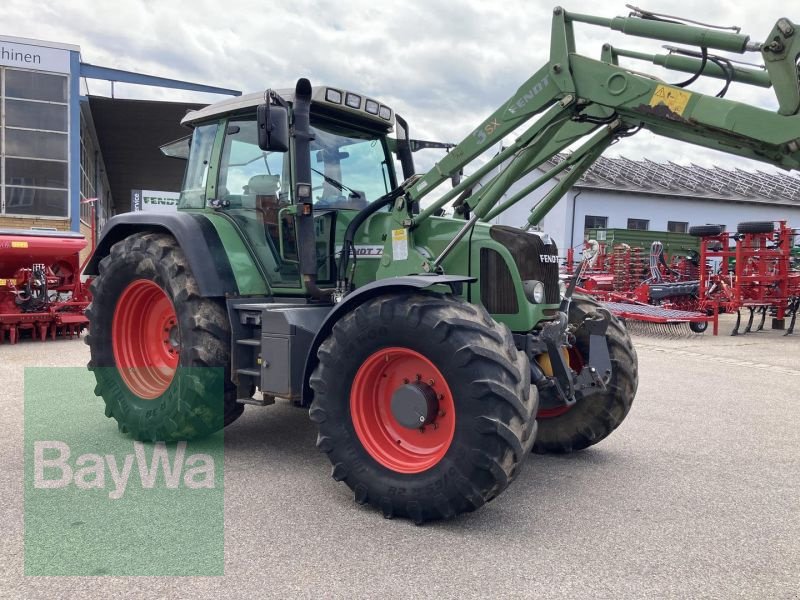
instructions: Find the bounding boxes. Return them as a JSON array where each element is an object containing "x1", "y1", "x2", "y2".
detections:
[
  {"x1": 345, "y1": 93, "x2": 361, "y2": 109},
  {"x1": 325, "y1": 88, "x2": 343, "y2": 104},
  {"x1": 365, "y1": 99, "x2": 379, "y2": 115}
]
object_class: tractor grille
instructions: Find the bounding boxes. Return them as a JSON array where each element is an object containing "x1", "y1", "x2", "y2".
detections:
[
  {"x1": 480, "y1": 248, "x2": 518, "y2": 314},
  {"x1": 489, "y1": 225, "x2": 560, "y2": 305}
]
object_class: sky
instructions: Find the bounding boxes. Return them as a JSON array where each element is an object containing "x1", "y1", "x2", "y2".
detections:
[{"x1": 3, "y1": 0, "x2": 797, "y2": 179}]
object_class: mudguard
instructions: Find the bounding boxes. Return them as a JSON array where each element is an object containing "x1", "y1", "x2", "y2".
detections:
[
  {"x1": 84, "y1": 212, "x2": 238, "y2": 297},
  {"x1": 299, "y1": 274, "x2": 475, "y2": 406}
]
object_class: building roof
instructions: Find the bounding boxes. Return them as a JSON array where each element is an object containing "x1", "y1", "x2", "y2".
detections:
[
  {"x1": 546, "y1": 154, "x2": 800, "y2": 207},
  {"x1": 0, "y1": 34, "x2": 80, "y2": 53}
]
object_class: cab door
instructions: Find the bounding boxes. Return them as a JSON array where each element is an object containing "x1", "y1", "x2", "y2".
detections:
[{"x1": 215, "y1": 116, "x2": 302, "y2": 289}]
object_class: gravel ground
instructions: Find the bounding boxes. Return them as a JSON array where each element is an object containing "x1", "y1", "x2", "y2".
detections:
[{"x1": 1, "y1": 314, "x2": 798, "y2": 599}]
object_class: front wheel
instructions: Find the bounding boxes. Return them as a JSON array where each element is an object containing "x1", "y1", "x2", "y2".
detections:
[
  {"x1": 309, "y1": 292, "x2": 537, "y2": 523},
  {"x1": 534, "y1": 296, "x2": 638, "y2": 454},
  {"x1": 86, "y1": 232, "x2": 243, "y2": 441}
]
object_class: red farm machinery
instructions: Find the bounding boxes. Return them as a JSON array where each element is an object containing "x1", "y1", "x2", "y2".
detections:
[
  {"x1": 694, "y1": 221, "x2": 800, "y2": 335},
  {"x1": 0, "y1": 228, "x2": 92, "y2": 344},
  {"x1": 568, "y1": 221, "x2": 800, "y2": 335}
]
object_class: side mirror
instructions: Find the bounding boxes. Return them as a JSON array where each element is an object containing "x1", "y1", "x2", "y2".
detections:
[{"x1": 257, "y1": 103, "x2": 289, "y2": 152}]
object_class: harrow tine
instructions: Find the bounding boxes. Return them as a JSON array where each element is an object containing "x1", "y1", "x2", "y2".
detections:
[
  {"x1": 623, "y1": 319, "x2": 697, "y2": 338},
  {"x1": 756, "y1": 306, "x2": 767, "y2": 331},
  {"x1": 743, "y1": 307, "x2": 756, "y2": 334},
  {"x1": 731, "y1": 309, "x2": 742, "y2": 336},
  {"x1": 786, "y1": 301, "x2": 798, "y2": 336}
]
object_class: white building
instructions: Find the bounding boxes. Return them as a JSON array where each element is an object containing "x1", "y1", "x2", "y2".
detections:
[{"x1": 490, "y1": 155, "x2": 800, "y2": 256}]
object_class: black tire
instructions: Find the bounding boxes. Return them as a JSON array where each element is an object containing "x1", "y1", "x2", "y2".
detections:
[
  {"x1": 688, "y1": 224, "x2": 725, "y2": 237},
  {"x1": 737, "y1": 221, "x2": 774, "y2": 234},
  {"x1": 689, "y1": 320, "x2": 708, "y2": 334},
  {"x1": 534, "y1": 296, "x2": 638, "y2": 454},
  {"x1": 309, "y1": 292, "x2": 537, "y2": 523},
  {"x1": 86, "y1": 232, "x2": 243, "y2": 441}
]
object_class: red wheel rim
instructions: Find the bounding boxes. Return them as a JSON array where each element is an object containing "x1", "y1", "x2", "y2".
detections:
[
  {"x1": 350, "y1": 347, "x2": 456, "y2": 474},
  {"x1": 537, "y1": 346, "x2": 584, "y2": 419},
  {"x1": 112, "y1": 279, "x2": 180, "y2": 400}
]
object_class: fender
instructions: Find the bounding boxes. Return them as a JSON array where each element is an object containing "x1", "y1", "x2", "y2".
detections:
[
  {"x1": 84, "y1": 212, "x2": 238, "y2": 297},
  {"x1": 299, "y1": 274, "x2": 475, "y2": 406}
]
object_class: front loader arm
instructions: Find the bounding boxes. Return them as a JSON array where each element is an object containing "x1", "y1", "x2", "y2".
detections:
[
  {"x1": 568, "y1": 54, "x2": 800, "y2": 169},
  {"x1": 376, "y1": 5, "x2": 800, "y2": 278}
]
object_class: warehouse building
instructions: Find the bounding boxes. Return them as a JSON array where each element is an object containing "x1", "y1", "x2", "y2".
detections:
[
  {"x1": 492, "y1": 154, "x2": 800, "y2": 255},
  {"x1": 0, "y1": 34, "x2": 239, "y2": 257}
]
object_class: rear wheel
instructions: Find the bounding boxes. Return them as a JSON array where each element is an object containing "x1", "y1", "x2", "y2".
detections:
[
  {"x1": 86, "y1": 232, "x2": 243, "y2": 441},
  {"x1": 309, "y1": 292, "x2": 537, "y2": 523},
  {"x1": 534, "y1": 296, "x2": 637, "y2": 454}
]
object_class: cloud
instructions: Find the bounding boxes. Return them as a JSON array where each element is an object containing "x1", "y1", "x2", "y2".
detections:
[{"x1": 5, "y1": 0, "x2": 798, "y2": 180}]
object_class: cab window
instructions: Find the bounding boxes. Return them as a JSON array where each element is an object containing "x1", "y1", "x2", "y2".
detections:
[
  {"x1": 310, "y1": 124, "x2": 393, "y2": 208},
  {"x1": 179, "y1": 122, "x2": 217, "y2": 208}
]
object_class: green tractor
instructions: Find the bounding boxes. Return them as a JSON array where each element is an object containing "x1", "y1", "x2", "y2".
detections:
[{"x1": 86, "y1": 6, "x2": 800, "y2": 522}]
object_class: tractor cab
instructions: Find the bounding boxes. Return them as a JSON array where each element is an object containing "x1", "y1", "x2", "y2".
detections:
[{"x1": 168, "y1": 85, "x2": 401, "y2": 292}]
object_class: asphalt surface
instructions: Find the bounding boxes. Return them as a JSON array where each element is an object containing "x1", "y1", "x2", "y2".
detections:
[{"x1": 1, "y1": 314, "x2": 799, "y2": 599}]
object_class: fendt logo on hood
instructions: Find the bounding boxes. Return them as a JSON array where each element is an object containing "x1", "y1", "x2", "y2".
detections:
[{"x1": 540, "y1": 254, "x2": 559, "y2": 264}]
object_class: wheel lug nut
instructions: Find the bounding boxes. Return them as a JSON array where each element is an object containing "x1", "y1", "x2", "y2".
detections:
[
  {"x1": 403, "y1": 378, "x2": 409, "y2": 384},
  {"x1": 428, "y1": 379, "x2": 435, "y2": 386}
]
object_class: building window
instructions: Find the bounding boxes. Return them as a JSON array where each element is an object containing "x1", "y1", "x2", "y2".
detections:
[
  {"x1": 1, "y1": 67, "x2": 70, "y2": 219},
  {"x1": 627, "y1": 218, "x2": 649, "y2": 231},
  {"x1": 667, "y1": 221, "x2": 688, "y2": 233},
  {"x1": 584, "y1": 215, "x2": 608, "y2": 230}
]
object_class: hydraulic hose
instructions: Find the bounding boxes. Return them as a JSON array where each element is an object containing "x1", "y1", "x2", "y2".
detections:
[{"x1": 337, "y1": 188, "x2": 403, "y2": 287}]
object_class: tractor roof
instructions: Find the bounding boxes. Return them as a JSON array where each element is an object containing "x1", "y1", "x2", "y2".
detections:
[{"x1": 182, "y1": 85, "x2": 394, "y2": 131}]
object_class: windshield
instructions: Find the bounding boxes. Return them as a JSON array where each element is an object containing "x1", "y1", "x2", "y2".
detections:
[{"x1": 309, "y1": 123, "x2": 393, "y2": 209}]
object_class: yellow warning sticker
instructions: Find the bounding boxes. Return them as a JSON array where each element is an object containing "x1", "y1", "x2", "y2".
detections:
[
  {"x1": 0, "y1": 279, "x2": 6, "y2": 287},
  {"x1": 648, "y1": 85, "x2": 692, "y2": 116},
  {"x1": 11, "y1": 241, "x2": 28, "y2": 248},
  {"x1": 391, "y1": 228, "x2": 408, "y2": 261}
]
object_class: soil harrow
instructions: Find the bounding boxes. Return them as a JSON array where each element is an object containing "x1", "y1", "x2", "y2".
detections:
[
  {"x1": 568, "y1": 221, "x2": 800, "y2": 336},
  {"x1": 694, "y1": 221, "x2": 800, "y2": 335},
  {"x1": 567, "y1": 237, "x2": 715, "y2": 335}
]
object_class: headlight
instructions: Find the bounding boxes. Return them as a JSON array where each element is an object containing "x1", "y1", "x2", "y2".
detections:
[
  {"x1": 559, "y1": 280, "x2": 567, "y2": 298},
  {"x1": 523, "y1": 279, "x2": 545, "y2": 304}
]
